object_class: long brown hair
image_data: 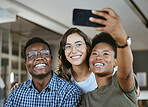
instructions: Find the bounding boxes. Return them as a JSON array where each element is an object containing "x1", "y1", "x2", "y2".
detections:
[{"x1": 56, "y1": 27, "x2": 91, "y2": 81}]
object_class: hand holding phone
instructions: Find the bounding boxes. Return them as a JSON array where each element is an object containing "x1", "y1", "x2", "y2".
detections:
[{"x1": 72, "y1": 8, "x2": 107, "y2": 27}]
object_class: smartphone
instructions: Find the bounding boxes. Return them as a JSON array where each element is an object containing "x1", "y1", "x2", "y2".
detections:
[{"x1": 72, "y1": 8, "x2": 107, "y2": 27}]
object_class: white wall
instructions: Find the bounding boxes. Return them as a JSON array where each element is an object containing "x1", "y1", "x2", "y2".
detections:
[{"x1": 50, "y1": 44, "x2": 59, "y2": 71}]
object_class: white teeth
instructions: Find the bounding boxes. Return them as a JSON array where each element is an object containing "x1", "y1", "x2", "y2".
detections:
[
  {"x1": 35, "y1": 64, "x2": 46, "y2": 68},
  {"x1": 95, "y1": 63, "x2": 103, "y2": 67},
  {"x1": 72, "y1": 56, "x2": 80, "y2": 59}
]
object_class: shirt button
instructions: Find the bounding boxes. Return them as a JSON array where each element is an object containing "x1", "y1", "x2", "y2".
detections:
[{"x1": 38, "y1": 95, "x2": 40, "y2": 98}]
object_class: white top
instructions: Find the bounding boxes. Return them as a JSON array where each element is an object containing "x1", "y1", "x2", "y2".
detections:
[{"x1": 70, "y1": 69, "x2": 97, "y2": 94}]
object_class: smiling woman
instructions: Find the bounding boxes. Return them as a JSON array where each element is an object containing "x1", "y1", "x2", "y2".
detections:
[
  {"x1": 56, "y1": 27, "x2": 98, "y2": 94},
  {"x1": 79, "y1": 8, "x2": 139, "y2": 107},
  {"x1": 89, "y1": 33, "x2": 117, "y2": 77}
]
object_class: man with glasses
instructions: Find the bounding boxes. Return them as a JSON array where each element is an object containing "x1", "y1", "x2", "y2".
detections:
[{"x1": 4, "y1": 37, "x2": 82, "y2": 107}]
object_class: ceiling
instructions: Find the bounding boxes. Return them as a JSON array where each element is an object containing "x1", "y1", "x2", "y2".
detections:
[
  {"x1": 10, "y1": 17, "x2": 62, "y2": 45},
  {"x1": 0, "y1": 0, "x2": 148, "y2": 50}
]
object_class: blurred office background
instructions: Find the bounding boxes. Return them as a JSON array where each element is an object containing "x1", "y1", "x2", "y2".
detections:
[{"x1": 0, "y1": 0, "x2": 148, "y2": 106}]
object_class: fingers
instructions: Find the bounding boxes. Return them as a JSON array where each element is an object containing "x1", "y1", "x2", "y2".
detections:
[
  {"x1": 89, "y1": 10, "x2": 110, "y2": 30},
  {"x1": 89, "y1": 8, "x2": 122, "y2": 33},
  {"x1": 89, "y1": 17, "x2": 106, "y2": 27},
  {"x1": 10, "y1": 83, "x2": 21, "y2": 91},
  {"x1": 89, "y1": 10, "x2": 108, "y2": 31},
  {"x1": 89, "y1": 17, "x2": 105, "y2": 31},
  {"x1": 91, "y1": 10, "x2": 109, "y2": 21},
  {"x1": 94, "y1": 27, "x2": 105, "y2": 32},
  {"x1": 10, "y1": 83, "x2": 17, "y2": 91},
  {"x1": 10, "y1": 83, "x2": 18, "y2": 93},
  {"x1": 102, "y1": 8, "x2": 118, "y2": 17},
  {"x1": 89, "y1": 8, "x2": 127, "y2": 43},
  {"x1": 89, "y1": 8, "x2": 118, "y2": 26}
]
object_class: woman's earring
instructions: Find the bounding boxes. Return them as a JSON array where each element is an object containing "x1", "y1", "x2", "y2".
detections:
[{"x1": 89, "y1": 68, "x2": 91, "y2": 71}]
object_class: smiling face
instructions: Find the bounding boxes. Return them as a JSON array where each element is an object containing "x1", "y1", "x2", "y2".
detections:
[
  {"x1": 64, "y1": 33, "x2": 88, "y2": 66},
  {"x1": 89, "y1": 42, "x2": 116, "y2": 76},
  {"x1": 25, "y1": 43, "x2": 52, "y2": 79}
]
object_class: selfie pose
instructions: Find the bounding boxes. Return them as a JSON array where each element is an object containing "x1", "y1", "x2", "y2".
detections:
[
  {"x1": 79, "y1": 8, "x2": 139, "y2": 107},
  {"x1": 10, "y1": 7, "x2": 139, "y2": 106},
  {"x1": 10, "y1": 28, "x2": 98, "y2": 95}
]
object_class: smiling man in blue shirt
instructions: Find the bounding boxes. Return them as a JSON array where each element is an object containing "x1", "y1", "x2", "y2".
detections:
[{"x1": 4, "y1": 37, "x2": 81, "y2": 107}]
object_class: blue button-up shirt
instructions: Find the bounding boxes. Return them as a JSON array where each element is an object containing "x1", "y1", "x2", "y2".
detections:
[{"x1": 4, "y1": 72, "x2": 82, "y2": 107}]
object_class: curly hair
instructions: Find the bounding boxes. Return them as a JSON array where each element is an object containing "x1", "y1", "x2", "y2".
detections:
[{"x1": 92, "y1": 32, "x2": 117, "y2": 58}]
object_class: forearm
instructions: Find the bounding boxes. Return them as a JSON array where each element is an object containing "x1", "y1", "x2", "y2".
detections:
[
  {"x1": 117, "y1": 45, "x2": 135, "y2": 90},
  {"x1": 117, "y1": 46, "x2": 133, "y2": 78}
]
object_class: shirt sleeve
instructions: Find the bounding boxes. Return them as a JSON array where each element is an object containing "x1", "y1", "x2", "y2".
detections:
[
  {"x1": 3, "y1": 90, "x2": 14, "y2": 107},
  {"x1": 122, "y1": 73, "x2": 139, "y2": 93}
]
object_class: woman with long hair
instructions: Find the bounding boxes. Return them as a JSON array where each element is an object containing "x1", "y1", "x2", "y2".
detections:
[{"x1": 56, "y1": 28, "x2": 97, "y2": 94}]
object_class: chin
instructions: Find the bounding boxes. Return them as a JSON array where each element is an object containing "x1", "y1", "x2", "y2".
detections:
[
  {"x1": 94, "y1": 71, "x2": 110, "y2": 77},
  {"x1": 33, "y1": 73, "x2": 51, "y2": 79},
  {"x1": 37, "y1": 74, "x2": 48, "y2": 79},
  {"x1": 92, "y1": 69, "x2": 104, "y2": 74},
  {"x1": 72, "y1": 61, "x2": 83, "y2": 66},
  {"x1": 93, "y1": 71, "x2": 103, "y2": 74},
  {"x1": 93, "y1": 68, "x2": 103, "y2": 73},
  {"x1": 30, "y1": 70, "x2": 51, "y2": 78}
]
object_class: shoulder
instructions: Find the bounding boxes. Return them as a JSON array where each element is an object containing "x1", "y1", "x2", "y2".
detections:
[
  {"x1": 79, "y1": 89, "x2": 96, "y2": 106},
  {"x1": 12, "y1": 80, "x2": 32, "y2": 93},
  {"x1": 57, "y1": 74, "x2": 80, "y2": 90},
  {"x1": 81, "y1": 87, "x2": 97, "y2": 100},
  {"x1": 18, "y1": 79, "x2": 31, "y2": 88},
  {"x1": 5, "y1": 80, "x2": 31, "y2": 101},
  {"x1": 54, "y1": 72, "x2": 82, "y2": 95}
]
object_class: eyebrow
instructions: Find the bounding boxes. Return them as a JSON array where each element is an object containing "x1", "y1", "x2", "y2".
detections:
[
  {"x1": 75, "y1": 41, "x2": 83, "y2": 43},
  {"x1": 66, "y1": 41, "x2": 83, "y2": 45},
  {"x1": 92, "y1": 49, "x2": 110, "y2": 53}
]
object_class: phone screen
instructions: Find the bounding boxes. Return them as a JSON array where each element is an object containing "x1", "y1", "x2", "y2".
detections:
[{"x1": 72, "y1": 8, "x2": 106, "y2": 27}]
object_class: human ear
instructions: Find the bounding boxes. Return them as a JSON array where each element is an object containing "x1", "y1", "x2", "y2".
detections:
[{"x1": 114, "y1": 59, "x2": 117, "y2": 67}]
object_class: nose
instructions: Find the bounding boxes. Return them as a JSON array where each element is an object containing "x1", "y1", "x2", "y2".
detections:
[
  {"x1": 96, "y1": 54, "x2": 102, "y2": 60},
  {"x1": 71, "y1": 46, "x2": 77, "y2": 53},
  {"x1": 35, "y1": 53, "x2": 44, "y2": 61}
]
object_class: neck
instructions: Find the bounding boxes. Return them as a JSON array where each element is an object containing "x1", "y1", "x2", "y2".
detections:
[
  {"x1": 95, "y1": 74, "x2": 112, "y2": 88},
  {"x1": 32, "y1": 72, "x2": 52, "y2": 92},
  {"x1": 71, "y1": 61, "x2": 91, "y2": 82}
]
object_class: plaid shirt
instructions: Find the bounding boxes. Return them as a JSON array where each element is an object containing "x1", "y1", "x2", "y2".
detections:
[{"x1": 4, "y1": 72, "x2": 82, "y2": 107}]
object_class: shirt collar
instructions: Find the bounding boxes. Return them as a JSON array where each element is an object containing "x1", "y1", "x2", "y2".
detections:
[
  {"x1": 25, "y1": 71, "x2": 59, "y2": 91},
  {"x1": 46, "y1": 72, "x2": 59, "y2": 91}
]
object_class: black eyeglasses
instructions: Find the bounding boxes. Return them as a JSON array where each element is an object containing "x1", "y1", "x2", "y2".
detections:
[{"x1": 26, "y1": 50, "x2": 50, "y2": 59}]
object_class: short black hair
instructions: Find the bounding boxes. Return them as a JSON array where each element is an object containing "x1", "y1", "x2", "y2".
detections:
[
  {"x1": 24, "y1": 37, "x2": 51, "y2": 60},
  {"x1": 92, "y1": 32, "x2": 117, "y2": 58}
]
